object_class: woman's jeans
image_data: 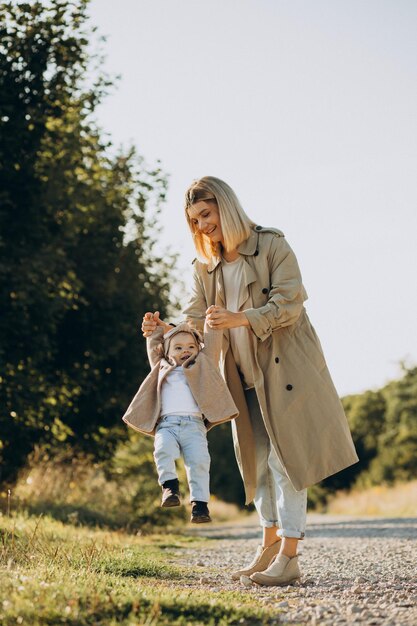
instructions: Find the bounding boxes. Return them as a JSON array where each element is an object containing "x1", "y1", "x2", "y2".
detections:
[
  {"x1": 245, "y1": 389, "x2": 307, "y2": 539},
  {"x1": 154, "y1": 414, "x2": 210, "y2": 503}
]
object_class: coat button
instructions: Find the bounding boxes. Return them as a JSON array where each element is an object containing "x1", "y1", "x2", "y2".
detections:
[
  {"x1": 286, "y1": 384, "x2": 293, "y2": 391},
  {"x1": 275, "y1": 357, "x2": 280, "y2": 363},
  {"x1": 255, "y1": 225, "x2": 262, "y2": 231},
  {"x1": 254, "y1": 249, "x2": 259, "y2": 256},
  {"x1": 262, "y1": 288, "x2": 268, "y2": 294}
]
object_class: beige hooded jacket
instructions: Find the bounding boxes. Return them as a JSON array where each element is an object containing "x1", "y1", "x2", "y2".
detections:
[{"x1": 122, "y1": 322, "x2": 239, "y2": 435}]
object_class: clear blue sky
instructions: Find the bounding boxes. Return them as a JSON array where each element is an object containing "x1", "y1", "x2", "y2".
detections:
[{"x1": 89, "y1": 0, "x2": 417, "y2": 396}]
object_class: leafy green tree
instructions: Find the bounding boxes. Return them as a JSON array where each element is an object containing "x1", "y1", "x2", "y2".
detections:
[
  {"x1": 0, "y1": 0, "x2": 177, "y2": 483},
  {"x1": 311, "y1": 365, "x2": 417, "y2": 504},
  {"x1": 364, "y1": 366, "x2": 417, "y2": 485},
  {"x1": 312, "y1": 389, "x2": 387, "y2": 498},
  {"x1": 208, "y1": 423, "x2": 246, "y2": 506},
  {"x1": 340, "y1": 390, "x2": 386, "y2": 481}
]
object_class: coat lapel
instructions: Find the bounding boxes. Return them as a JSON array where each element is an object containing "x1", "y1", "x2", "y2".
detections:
[
  {"x1": 237, "y1": 259, "x2": 257, "y2": 310},
  {"x1": 215, "y1": 267, "x2": 226, "y2": 308}
]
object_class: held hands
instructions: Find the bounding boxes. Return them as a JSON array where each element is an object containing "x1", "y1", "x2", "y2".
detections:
[
  {"x1": 141, "y1": 311, "x2": 171, "y2": 337},
  {"x1": 205, "y1": 305, "x2": 249, "y2": 330},
  {"x1": 141, "y1": 306, "x2": 249, "y2": 336}
]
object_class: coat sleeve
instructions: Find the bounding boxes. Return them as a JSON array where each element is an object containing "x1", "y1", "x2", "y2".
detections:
[
  {"x1": 182, "y1": 264, "x2": 207, "y2": 333},
  {"x1": 244, "y1": 235, "x2": 308, "y2": 342},
  {"x1": 146, "y1": 326, "x2": 165, "y2": 368},
  {"x1": 200, "y1": 320, "x2": 222, "y2": 365}
]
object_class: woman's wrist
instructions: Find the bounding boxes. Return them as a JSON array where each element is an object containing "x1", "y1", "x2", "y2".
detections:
[{"x1": 235, "y1": 311, "x2": 250, "y2": 328}]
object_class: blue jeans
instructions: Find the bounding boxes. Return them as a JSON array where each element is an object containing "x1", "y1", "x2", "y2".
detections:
[
  {"x1": 154, "y1": 415, "x2": 210, "y2": 503},
  {"x1": 245, "y1": 389, "x2": 307, "y2": 539}
]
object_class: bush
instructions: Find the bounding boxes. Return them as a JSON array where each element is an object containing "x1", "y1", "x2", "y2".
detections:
[{"x1": 9, "y1": 438, "x2": 186, "y2": 531}]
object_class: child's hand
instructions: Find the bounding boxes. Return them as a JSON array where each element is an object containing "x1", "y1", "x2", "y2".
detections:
[
  {"x1": 141, "y1": 311, "x2": 159, "y2": 337},
  {"x1": 141, "y1": 311, "x2": 172, "y2": 337}
]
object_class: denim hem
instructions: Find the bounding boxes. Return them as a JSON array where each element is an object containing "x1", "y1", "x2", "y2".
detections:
[
  {"x1": 157, "y1": 472, "x2": 178, "y2": 485},
  {"x1": 188, "y1": 491, "x2": 210, "y2": 503},
  {"x1": 259, "y1": 520, "x2": 280, "y2": 528},
  {"x1": 276, "y1": 529, "x2": 306, "y2": 539}
]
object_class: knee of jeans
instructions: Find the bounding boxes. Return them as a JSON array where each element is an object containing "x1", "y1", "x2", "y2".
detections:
[
  {"x1": 154, "y1": 436, "x2": 176, "y2": 458},
  {"x1": 154, "y1": 446, "x2": 170, "y2": 461},
  {"x1": 187, "y1": 453, "x2": 210, "y2": 471},
  {"x1": 195, "y1": 453, "x2": 211, "y2": 468}
]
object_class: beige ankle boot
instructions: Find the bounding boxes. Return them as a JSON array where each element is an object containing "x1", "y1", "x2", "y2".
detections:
[
  {"x1": 231, "y1": 540, "x2": 281, "y2": 581},
  {"x1": 250, "y1": 553, "x2": 301, "y2": 586}
]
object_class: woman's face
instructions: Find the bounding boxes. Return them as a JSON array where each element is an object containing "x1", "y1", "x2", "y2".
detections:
[{"x1": 187, "y1": 201, "x2": 224, "y2": 245}]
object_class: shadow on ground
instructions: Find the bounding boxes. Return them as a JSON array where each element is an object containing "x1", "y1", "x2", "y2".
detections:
[{"x1": 181, "y1": 514, "x2": 417, "y2": 541}]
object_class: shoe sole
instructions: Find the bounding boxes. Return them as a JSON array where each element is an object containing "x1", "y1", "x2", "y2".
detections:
[
  {"x1": 251, "y1": 576, "x2": 300, "y2": 587},
  {"x1": 161, "y1": 497, "x2": 181, "y2": 508},
  {"x1": 231, "y1": 572, "x2": 251, "y2": 581},
  {"x1": 231, "y1": 568, "x2": 274, "y2": 581},
  {"x1": 191, "y1": 516, "x2": 212, "y2": 523}
]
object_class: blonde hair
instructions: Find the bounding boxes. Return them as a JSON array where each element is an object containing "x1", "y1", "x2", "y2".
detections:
[{"x1": 184, "y1": 176, "x2": 255, "y2": 262}]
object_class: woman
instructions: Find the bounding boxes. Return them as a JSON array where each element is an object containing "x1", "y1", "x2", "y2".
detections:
[{"x1": 142, "y1": 176, "x2": 358, "y2": 586}]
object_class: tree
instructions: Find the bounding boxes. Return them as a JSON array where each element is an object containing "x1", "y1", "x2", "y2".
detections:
[
  {"x1": 208, "y1": 423, "x2": 246, "y2": 506},
  {"x1": 0, "y1": 0, "x2": 177, "y2": 483},
  {"x1": 365, "y1": 365, "x2": 417, "y2": 485},
  {"x1": 312, "y1": 365, "x2": 417, "y2": 502}
]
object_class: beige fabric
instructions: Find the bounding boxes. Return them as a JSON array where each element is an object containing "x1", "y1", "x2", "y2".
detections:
[
  {"x1": 121, "y1": 323, "x2": 239, "y2": 436},
  {"x1": 221, "y1": 255, "x2": 256, "y2": 389},
  {"x1": 183, "y1": 226, "x2": 359, "y2": 504},
  {"x1": 250, "y1": 554, "x2": 301, "y2": 586},
  {"x1": 231, "y1": 540, "x2": 281, "y2": 580}
]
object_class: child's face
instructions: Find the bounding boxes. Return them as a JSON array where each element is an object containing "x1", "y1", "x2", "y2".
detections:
[{"x1": 167, "y1": 332, "x2": 199, "y2": 366}]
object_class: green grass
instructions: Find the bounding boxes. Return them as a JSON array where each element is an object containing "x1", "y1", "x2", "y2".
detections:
[{"x1": 0, "y1": 513, "x2": 279, "y2": 625}]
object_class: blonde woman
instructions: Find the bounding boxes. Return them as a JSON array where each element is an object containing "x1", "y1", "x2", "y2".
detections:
[{"x1": 142, "y1": 176, "x2": 358, "y2": 586}]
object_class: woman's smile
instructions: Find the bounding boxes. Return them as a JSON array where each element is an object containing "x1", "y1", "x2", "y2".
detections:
[{"x1": 187, "y1": 200, "x2": 224, "y2": 244}]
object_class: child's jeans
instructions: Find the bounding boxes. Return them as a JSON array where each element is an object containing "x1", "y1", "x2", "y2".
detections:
[
  {"x1": 245, "y1": 388, "x2": 307, "y2": 539},
  {"x1": 154, "y1": 414, "x2": 210, "y2": 503}
]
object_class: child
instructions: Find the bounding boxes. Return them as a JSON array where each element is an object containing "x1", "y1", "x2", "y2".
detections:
[{"x1": 122, "y1": 317, "x2": 239, "y2": 523}]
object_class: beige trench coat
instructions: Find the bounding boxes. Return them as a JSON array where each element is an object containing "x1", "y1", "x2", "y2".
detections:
[{"x1": 183, "y1": 226, "x2": 359, "y2": 504}]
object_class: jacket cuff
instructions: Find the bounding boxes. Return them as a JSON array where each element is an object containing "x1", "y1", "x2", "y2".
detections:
[
  {"x1": 146, "y1": 325, "x2": 165, "y2": 344},
  {"x1": 243, "y1": 308, "x2": 273, "y2": 342}
]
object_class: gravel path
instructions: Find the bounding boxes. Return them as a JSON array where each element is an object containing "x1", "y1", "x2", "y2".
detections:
[{"x1": 177, "y1": 514, "x2": 417, "y2": 625}]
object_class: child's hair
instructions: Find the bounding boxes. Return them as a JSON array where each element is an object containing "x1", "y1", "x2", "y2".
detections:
[{"x1": 156, "y1": 322, "x2": 203, "y2": 358}]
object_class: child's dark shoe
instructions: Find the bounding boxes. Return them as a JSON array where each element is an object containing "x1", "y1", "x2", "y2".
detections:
[
  {"x1": 191, "y1": 501, "x2": 211, "y2": 523},
  {"x1": 161, "y1": 479, "x2": 180, "y2": 507}
]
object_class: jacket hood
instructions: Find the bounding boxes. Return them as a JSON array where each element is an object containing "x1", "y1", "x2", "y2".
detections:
[{"x1": 163, "y1": 322, "x2": 203, "y2": 357}]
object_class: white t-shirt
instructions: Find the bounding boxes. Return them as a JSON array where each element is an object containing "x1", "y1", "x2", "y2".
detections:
[
  {"x1": 221, "y1": 255, "x2": 255, "y2": 389},
  {"x1": 160, "y1": 366, "x2": 202, "y2": 418}
]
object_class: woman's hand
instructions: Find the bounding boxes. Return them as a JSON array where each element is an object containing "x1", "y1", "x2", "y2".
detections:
[
  {"x1": 141, "y1": 311, "x2": 172, "y2": 337},
  {"x1": 205, "y1": 305, "x2": 249, "y2": 330}
]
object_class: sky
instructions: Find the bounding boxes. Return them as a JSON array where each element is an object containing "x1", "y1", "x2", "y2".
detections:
[{"x1": 88, "y1": 0, "x2": 417, "y2": 396}]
